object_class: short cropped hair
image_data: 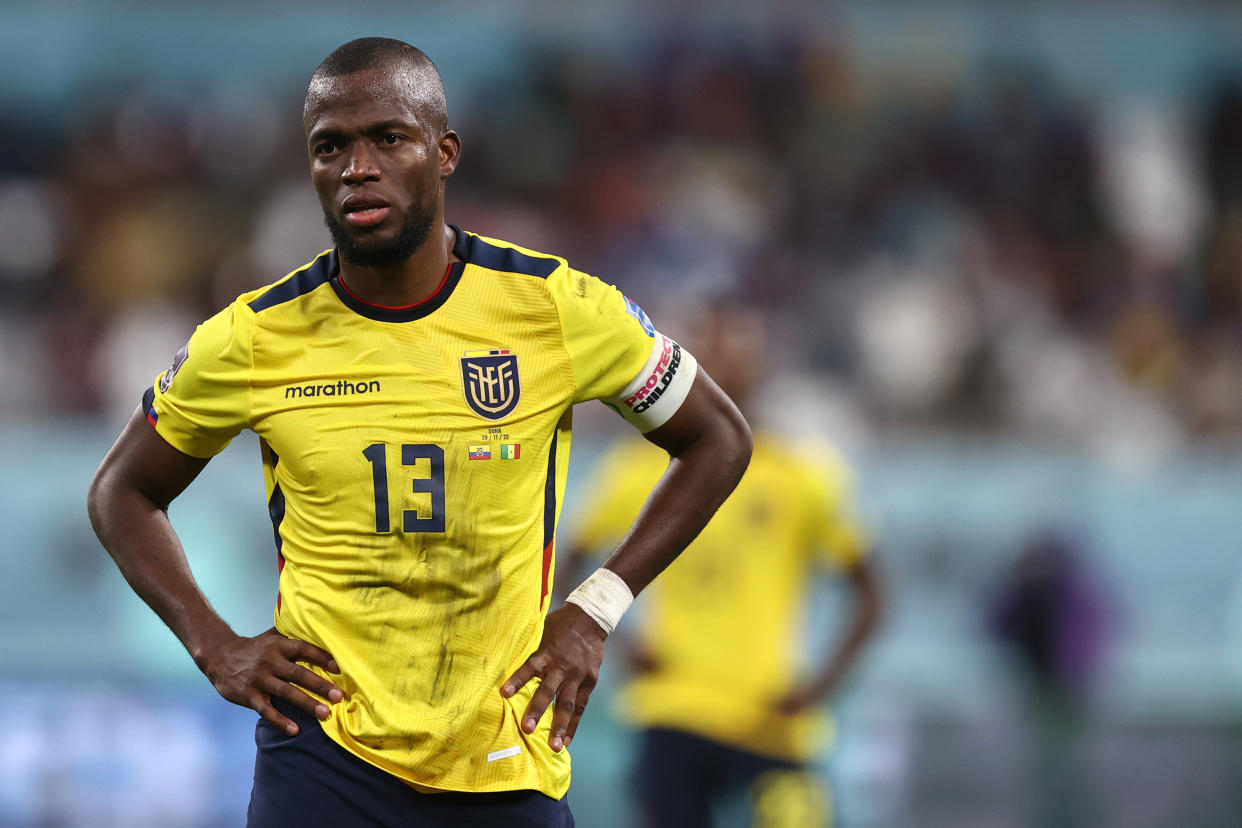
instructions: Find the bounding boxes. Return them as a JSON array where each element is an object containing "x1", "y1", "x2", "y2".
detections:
[{"x1": 305, "y1": 37, "x2": 448, "y2": 132}]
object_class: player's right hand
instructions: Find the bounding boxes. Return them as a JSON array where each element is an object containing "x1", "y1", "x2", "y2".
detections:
[{"x1": 199, "y1": 627, "x2": 345, "y2": 735}]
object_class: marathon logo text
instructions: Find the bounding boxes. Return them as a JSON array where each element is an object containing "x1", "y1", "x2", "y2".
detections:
[
  {"x1": 626, "y1": 338, "x2": 681, "y2": 414},
  {"x1": 285, "y1": 379, "x2": 381, "y2": 398}
]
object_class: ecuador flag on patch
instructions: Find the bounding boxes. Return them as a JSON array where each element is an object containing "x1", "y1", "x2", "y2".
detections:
[
  {"x1": 468, "y1": 445, "x2": 491, "y2": 460},
  {"x1": 500, "y1": 443, "x2": 521, "y2": 460}
]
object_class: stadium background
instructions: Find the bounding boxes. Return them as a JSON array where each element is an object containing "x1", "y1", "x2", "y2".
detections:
[{"x1": 2, "y1": 1, "x2": 1242, "y2": 825}]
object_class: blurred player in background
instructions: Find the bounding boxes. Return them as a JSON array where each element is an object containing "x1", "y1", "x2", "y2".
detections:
[
  {"x1": 88, "y1": 37, "x2": 751, "y2": 826},
  {"x1": 563, "y1": 301, "x2": 884, "y2": 828}
]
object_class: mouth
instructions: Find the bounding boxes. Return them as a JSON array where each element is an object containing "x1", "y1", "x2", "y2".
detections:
[{"x1": 342, "y1": 197, "x2": 392, "y2": 228}]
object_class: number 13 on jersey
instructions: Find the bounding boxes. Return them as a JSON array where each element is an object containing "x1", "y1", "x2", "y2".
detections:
[{"x1": 362, "y1": 443, "x2": 446, "y2": 533}]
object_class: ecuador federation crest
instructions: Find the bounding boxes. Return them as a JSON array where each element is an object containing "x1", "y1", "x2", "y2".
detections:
[{"x1": 461, "y1": 349, "x2": 520, "y2": 420}]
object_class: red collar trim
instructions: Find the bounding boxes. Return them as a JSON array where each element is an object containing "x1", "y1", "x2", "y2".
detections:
[{"x1": 335, "y1": 262, "x2": 454, "y2": 310}]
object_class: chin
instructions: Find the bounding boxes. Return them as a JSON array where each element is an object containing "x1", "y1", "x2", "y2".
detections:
[{"x1": 324, "y1": 206, "x2": 436, "y2": 267}]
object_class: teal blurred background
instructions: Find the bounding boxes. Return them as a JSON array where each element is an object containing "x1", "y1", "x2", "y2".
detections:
[{"x1": 3, "y1": 2, "x2": 1242, "y2": 826}]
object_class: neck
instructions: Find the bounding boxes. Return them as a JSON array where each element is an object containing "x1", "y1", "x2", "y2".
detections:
[{"x1": 337, "y1": 222, "x2": 458, "y2": 307}]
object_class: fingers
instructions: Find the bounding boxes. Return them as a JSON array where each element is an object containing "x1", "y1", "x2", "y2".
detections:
[
  {"x1": 562, "y1": 684, "x2": 593, "y2": 747},
  {"x1": 500, "y1": 610, "x2": 606, "y2": 750},
  {"x1": 274, "y1": 635, "x2": 344, "y2": 704},
  {"x1": 521, "y1": 668, "x2": 562, "y2": 738},
  {"x1": 209, "y1": 632, "x2": 346, "y2": 735},
  {"x1": 281, "y1": 637, "x2": 341, "y2": 674},
  {"x1": 501, "y1": 657, "x2": 540, "y2": 699},
  {"x1": 253, "y1": 695, "x2": 300, "y2": 736},
  {"x1": 548, "y1": 681, "x2": 580, "y2": 752},
  {"x1": 255, "y1": 672, "x2": 331, "y2": 720},
  {"x1": 282, "y1": 663, "x2": 345, "y2": 704}
]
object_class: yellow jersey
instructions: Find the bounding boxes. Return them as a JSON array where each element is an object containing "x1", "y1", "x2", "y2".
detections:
[
  {"x1": 573, "y1": 433, "x2": 869, "y2": 761},
  {"x1": 142, "y1": 225, "x2": 698, "y2": 798}
]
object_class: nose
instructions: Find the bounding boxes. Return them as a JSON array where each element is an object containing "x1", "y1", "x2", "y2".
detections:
[{"x1": 341, "y1": 145, "x2": 380, "y2": 185}]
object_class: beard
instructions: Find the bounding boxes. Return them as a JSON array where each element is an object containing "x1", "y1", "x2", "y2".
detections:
[{"x1": 323, "y1": 198, "x2": 438, "y2": 267}]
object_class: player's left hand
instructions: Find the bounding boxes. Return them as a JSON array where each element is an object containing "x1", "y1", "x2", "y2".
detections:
[{"x1": 501, "y1": 604, "x2": 607, "y2": 752}]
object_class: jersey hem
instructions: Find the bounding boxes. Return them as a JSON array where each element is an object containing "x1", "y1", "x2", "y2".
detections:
[{"x1": 315, "y1": 715, "x2": 572, "y2": 800}]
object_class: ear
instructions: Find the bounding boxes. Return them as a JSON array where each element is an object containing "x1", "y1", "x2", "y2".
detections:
[{"x1": 439, "y1": 130, "x2": 461, "y2": 179}]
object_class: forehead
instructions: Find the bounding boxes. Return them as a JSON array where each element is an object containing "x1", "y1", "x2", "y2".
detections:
[{"x1": 304, "y1": 68, "x2": 429, "y2": 134}]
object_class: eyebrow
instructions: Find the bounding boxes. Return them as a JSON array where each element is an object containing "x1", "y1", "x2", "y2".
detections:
[
  {"x1": 308, "y1": 118, "x2": 418, "y2": 144},
  {"x1": 364, "y1": 119, "x2": 417, "y2": 136}
]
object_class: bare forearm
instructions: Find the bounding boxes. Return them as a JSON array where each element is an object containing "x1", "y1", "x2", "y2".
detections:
[
  {"x1": 89, "y1": 405, "x2": 342, "y2": 736},
  {"x1": 89, "y1": 482, "x2": 235, "y2": 666},
  {"x1": 602, "y1": 402, "x2": 750, "y2": 595},
  {"x1": 87, "y1": 419, "x2": 236, "y2": 671},
  {"x1": 510, "y1": 374, "x2": 749, "y2": 752}
]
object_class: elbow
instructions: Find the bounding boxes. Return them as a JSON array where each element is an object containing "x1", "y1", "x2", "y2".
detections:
[
  {"x1": 87, "y1": 454, "x2": 131, "y2": 544},
  {"x1": 703, "y1": 394, "x2": 751, "y2": 489},
  {"x1": 726, "y1": 407, "x2": 753, "y2": 485},
  {"x1": 86, "y1": 465, "x2": 111, "y2": 541}
]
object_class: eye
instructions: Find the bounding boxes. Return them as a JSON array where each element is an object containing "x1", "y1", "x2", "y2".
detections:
[
  {"x1": 381, "y1": 133, "x2": 404, "y2": 146},
  {"x1": 313, "y1": 141, "x2": 338, "y2": 157}
]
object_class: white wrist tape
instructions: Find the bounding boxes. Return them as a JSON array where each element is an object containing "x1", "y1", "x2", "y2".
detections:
[{"x1": 565, "y1": 568, "x2": 634, "y2": 635}]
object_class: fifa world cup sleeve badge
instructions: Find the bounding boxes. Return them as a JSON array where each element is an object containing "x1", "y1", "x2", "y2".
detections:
[{"x1": 160, "y1": 342, "x2": 190, "y2": 393}]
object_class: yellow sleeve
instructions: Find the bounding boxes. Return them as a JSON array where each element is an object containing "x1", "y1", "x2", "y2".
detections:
[
  {"x1": 803, "y1": 451, "x2": 872, "y2": 572},
  {"x1": 141, "y1": 300, "x2": 253, "y2": 458},
  {"x1": 546, "y1": 268, "x2": 698, "y2": 432}
]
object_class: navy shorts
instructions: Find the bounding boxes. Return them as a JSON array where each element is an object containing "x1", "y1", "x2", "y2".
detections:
[
  {"x1": 247, "y1": 697, "x2": 574, "y2": 827},
  {"x1": 633, "y1": 728, "x2": 828, "y2": 828}
]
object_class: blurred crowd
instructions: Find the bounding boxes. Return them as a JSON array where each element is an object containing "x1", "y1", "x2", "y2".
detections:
[
  {"x1": 3, "y1": 12, "x2": 1242, "y2": 826},
  {"x1": 1, "y1": 33, "x2": 1240, "y2": 459}
]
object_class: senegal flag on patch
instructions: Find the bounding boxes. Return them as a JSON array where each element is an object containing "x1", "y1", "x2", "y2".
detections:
[{"x1": 499, "y1": 443, "x2": 521, "y2": 460}]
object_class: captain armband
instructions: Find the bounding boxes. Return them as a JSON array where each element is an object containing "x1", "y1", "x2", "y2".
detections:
[
  {"x1": 604, "y1": 333, "x2": 699, "y2": 433},
  {"x1": 565, "y1": 568, "x2": 634, "y2": 635}
]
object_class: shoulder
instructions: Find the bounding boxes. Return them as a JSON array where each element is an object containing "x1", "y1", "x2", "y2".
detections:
[
  {"x1": 452, "y1": 225, "x2": 641, "y2": 331},
  {"x1": 451, "y1": 225, "x2": 567, "y2": 281},
  {"x1": 451, "y1": 225, "x2": 619, "y2": 312},
  {"x1": 241, "y1": 249, "x2": 338, "y2": 315},
  {"x1": 180, "y1": 250, "x2": 337, "y2": 354}
]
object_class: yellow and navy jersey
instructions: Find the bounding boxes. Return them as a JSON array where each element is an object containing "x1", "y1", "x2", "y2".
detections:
[
  {"x1": 142, "y1": 225, "x2": 698, "y2": 799},
  {"x1": 573, "y1": 433, "x2": 870, "y2": 761}
]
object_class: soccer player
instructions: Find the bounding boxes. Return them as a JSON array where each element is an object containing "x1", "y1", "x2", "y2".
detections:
[
  {"x1": 563, "y1": 302, "x2": 884, "y2": 828},
  {"x1": 86, "y1": 38, "x2": 751, "y2": 826}
]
